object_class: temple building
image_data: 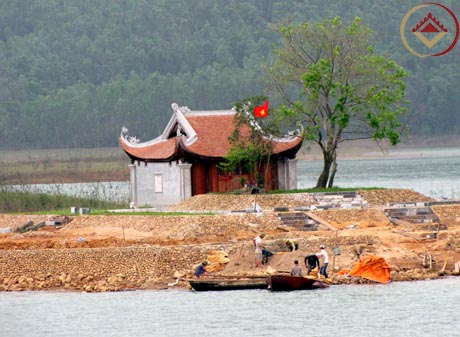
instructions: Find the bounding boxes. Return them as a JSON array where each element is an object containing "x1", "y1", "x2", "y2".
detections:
[{"x1": 120, "y1": 103, "x2": 303, "y2": 208}]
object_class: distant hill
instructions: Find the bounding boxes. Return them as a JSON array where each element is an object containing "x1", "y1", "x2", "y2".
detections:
[{"x1": 1, "y1": 0, "x2": 459, "y2": 149}]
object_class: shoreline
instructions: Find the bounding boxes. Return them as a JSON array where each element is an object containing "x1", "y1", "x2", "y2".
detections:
[
  {"x1": 1, "y1": 189, "x2": 460, "y2": 292},
  {"x1": 0, "y1": 242, "x2": 454, "y2": 293},
  {"x1": 298, "y1": 140, "x2": 460, "y2": 161},
  {"x1": 0, "y1": 273, "x2": 454, "y2": 293}
]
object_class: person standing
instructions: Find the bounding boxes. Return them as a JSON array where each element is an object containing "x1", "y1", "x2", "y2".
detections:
[
  {"x1": 291, "y1": 260, "x2": 303, "y2": 277},
  {"x1": 253, "y1": 233, "x2": 265, "y2": 268},
  {"x1": 304, "y1": 254, "x2": 320, "y2": 275},
  {"x1": 316, "y1": 245, "x2": 329, "y2": 278}
]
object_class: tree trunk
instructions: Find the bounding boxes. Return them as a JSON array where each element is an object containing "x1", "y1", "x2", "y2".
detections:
[
  {"x1": 264, "y1": 152, "x2": 271, "y2": 190},
  {"x1": 327, "y1": 150, "x2": 338, "y2": 188},
  {"x1": 315, "y1": 150, "x2": 333, "y2": 188}
]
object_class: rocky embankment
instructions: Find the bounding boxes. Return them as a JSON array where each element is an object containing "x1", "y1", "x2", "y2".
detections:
[{"x1": 1, "y1": 189, "x2": 460, "y2": 292}]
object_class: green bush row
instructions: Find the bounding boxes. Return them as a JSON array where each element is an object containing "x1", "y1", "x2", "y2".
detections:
[{"x1": 0, "y1": 190, "x2": 126, "y2": 213}]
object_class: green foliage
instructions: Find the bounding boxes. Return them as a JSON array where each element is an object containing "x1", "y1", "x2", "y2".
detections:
[
  {"x1": 0, "y1": 189, "x2": 126, "y2": 213},
  {"x1": 218, "y1": 143, "x2": 259, "y2": 174},
  {"x1": 83, "y1": 210, "x2": 214, "y2": 216},
  {"x1": 0, "y1": 0, "x2": 458, "y2": 150},
  {"x1": 268, "y1": 16, "x2": 409, "y2": 188},
  {"x1": 269, "y1": 187, "x2": 385, "y2": 194},
  {"x1": 219, "y1": 96, "x2": 278, "y2": 186}
]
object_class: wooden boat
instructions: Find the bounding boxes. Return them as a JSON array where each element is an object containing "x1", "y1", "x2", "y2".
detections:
[
  {"x1": 189, "y1": 276, "x2": 268, "y2": 291},
  {"x1": 267, "y1": 274, "x2": 329, "y2": 291}
]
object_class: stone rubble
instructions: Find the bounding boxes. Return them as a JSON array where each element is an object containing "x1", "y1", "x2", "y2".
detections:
[{"x1": 1, "y1": 189, "x2": 460, "y2": 291}]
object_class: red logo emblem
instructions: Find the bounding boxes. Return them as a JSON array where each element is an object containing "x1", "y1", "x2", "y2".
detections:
[{"x1": 401, "y1": 3, "x2": 459, "y2": 57}]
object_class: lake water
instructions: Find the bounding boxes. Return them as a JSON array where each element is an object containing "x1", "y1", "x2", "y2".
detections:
[
  {"x1": 297, "y1": 154, "x2": 460, "y2": 199},
  {"x1": 6, "y1": 147, "x2": 460, "y2": 201},
  {"x1": 1, "y1": 277, "x2": 459, "y2": 337}
]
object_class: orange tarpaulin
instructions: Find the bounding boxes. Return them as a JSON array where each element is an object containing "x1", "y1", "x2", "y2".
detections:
[
  {"x1": 336, "y1": 268, "x2": 350, "y2": 276},
  {"x1": 348, "y1": 255, "x2": 391, "y2": 283}
]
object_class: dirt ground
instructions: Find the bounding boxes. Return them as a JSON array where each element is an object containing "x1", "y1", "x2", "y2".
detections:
[{"x1": 1, "y1": 189, "x2": 460, "y2": 291}]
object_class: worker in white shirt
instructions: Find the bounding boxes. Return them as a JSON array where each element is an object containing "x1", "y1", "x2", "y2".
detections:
[
  {"x1": 316, "y1": 244, "x2": 329, "y2": 278},
  {"x1": 253, "y1": 233, "x2": 265, "y2": 267}
]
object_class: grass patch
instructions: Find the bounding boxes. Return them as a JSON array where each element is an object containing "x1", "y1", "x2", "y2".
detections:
[
  {"x1": 0, "y1": 190, "x2": 127, "y2": 213},
  {"x1": 103, "y1": 211, "x2": 215, "y2": 216},
  {"x1": 269, "y1": 187, "x2": 386, "y2": 194},
  {"x1": 0, "y1": 189, "x2": 214, "y2": 215},
  {"x1": 0, "y1": 147, "x2": 128, "y2": 184}
]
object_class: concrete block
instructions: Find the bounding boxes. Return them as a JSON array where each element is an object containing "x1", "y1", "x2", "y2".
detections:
[
  {"x1": 45, "y1": 221, "x2": 61, "y2": 226},
  {"x1": 79, "y1": 208, "x2": 91, "y2": 215}
]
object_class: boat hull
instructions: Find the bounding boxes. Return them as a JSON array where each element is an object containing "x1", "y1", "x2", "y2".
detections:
[
  {"x1": 189, "y1": 277, "x2": 268, "y2": 291},
  {"x1": 267, "y1": 275, "x2": 329, "y2": 291}
]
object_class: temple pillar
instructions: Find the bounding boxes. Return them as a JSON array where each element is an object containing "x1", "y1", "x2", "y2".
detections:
[
  {"x1": 179, "y1": 163, "x2": 192, "y2": 201},
  {"x1": 129, "y1": 163, "x2": 137, "y2": 207}
]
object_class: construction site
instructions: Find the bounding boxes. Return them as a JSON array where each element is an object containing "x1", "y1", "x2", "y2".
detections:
[{"x1": 1, "y1": 189, "x2": 460, "y2": 292}]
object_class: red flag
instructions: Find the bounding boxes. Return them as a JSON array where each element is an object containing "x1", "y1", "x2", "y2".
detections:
[{"x1": 254, "y1": 100, "x2": 269, "y2": 118}]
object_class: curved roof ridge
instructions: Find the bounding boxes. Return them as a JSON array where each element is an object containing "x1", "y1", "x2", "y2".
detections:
[
  {"x1": 119, "y1": 135, "x2": 180, "y2": 161},
  {"x1": 120, "y1": 103, "x2": 303, "y2": 160}
]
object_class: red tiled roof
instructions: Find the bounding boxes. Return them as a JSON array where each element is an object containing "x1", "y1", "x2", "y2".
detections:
[
  {"x1": 120, "y1": 112, "x2": 302, "y2": 160},
  {"x1": 119, "y1": 137, "x2": 179, "y2": 160},
  {"x1": 273, "y1": 136, "x2": 303, "y2": 154},
  {"x1": 183, "y1": 114, "x2": 302, "y2": 158},
  {"x1": 184, "y1": 114, "x2": 237, "y2": 158}
]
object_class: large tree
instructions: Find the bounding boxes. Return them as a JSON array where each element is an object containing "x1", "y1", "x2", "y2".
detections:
[{"x1": 268, "y1": 17, "x2": 410, "y2": 188}]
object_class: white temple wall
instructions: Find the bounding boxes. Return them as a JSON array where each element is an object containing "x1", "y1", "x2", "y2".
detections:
[{"x1": 131, "y1": 161, "x2": 191, "y2": 207}]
